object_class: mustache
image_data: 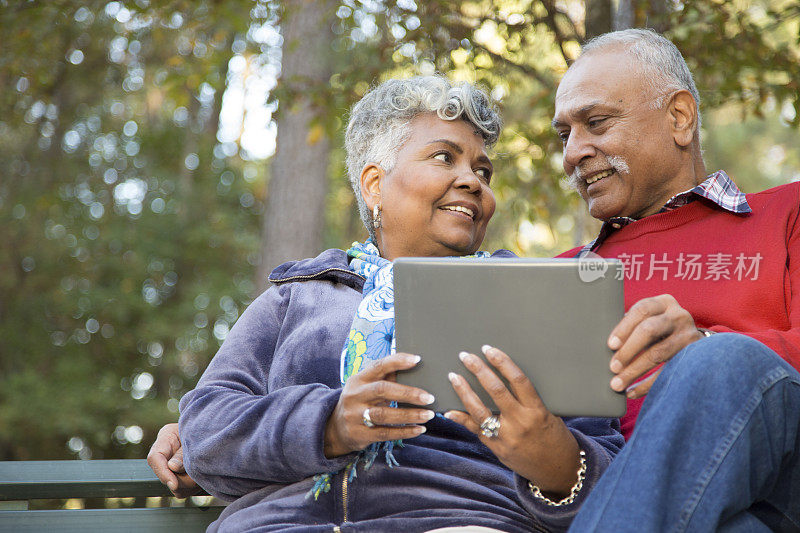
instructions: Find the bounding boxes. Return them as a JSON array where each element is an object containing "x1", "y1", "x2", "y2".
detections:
[{"x1": 567, "y1": 156, "x2": 630, "y2": 189}]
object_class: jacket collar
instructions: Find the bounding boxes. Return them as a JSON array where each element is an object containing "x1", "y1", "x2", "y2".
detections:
[
  {"x1": 268, "y1": 248, "x2": 365, "y2": 290},
  {"x1": 267, "y1": 248, "x2": 517, "y2": 288}
]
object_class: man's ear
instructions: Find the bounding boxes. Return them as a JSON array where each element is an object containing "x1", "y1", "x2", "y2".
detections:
[
  {"x1": 668, "y1": 90, "x2": 698, "y2": 148},
  {"x1": 359, "y1": 163, "x2": 383, "y2": 210}
]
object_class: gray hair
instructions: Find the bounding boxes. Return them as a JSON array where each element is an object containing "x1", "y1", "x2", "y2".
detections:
[
  {"x1": 581, "y1": 28, "x2": 702, "y2": 129},
  {"x1": 345, "y1": 75, "x2": 502, "y2": 240}
]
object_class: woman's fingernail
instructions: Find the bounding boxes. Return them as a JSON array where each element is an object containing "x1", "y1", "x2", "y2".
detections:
[
  {"x1": 458, "y1": 351, "x2": 469, "y2": 362},
  {"x1": 610, "y1": 359, "x2": 622, "y2": 373},
  {"x1": 610, "y1": 376, "x2": 624, "y2": 391},
  {"x1": 410, "y1": 354, "x2": 421, "y2": 364},
  {"x1": 421, "y1": 393, "x2": 435, "y2": 405},
  {"x1": 448, "y1": 372, "x2": 459, "y2": 384},
  {"x1": 481, "y1": 345, "x2": 492, "y2": 355},
  {"x1": 609, "y1": 335, "x2": 622, "y2": 350},
  {"x1": 443, "y1": 412, "x2": 454, "y2": 420},
  {"x1": 422, "y1": 410, "x2": 435, "y2": 421},
  {"x1": 416, "y1": 426, "x2": 427, "y2": 434},
  {"x1": 167, "y1": 482, "x2": 176, "y2": 491}
]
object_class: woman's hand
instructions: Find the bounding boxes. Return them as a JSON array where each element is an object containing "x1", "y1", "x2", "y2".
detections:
[
  {"x1": 146, "y1": 423, "x2": 203, "y2": 498},
  {"x1": 444, "y1": 346, "x2": 581, "y2": 497},
  {"x1": 608, "y1": 294, "x2": 703, "y2": 399},
  {"x1": 324, "y1": 353, "x2": 436, "y2": 458}
]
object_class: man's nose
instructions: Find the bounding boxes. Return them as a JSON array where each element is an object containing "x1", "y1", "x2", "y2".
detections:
[{"x1": 563, "y1": 130, "x2": 596, "y2": 170}]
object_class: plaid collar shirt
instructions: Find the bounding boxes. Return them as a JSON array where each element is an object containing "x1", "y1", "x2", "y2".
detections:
[{"x1": 576, "y1": 170, "x2": 751, "y2": 257}]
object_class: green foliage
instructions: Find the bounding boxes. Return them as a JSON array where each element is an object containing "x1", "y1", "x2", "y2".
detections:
[
  {"x1": 0, "y1": 0, "x2": 266, "y2": 460},
  {"x1": 703, "y1": 102, "x2": 800, "y2": 192},
  {"x1": 673, "y1": 0, "x2": 800, "y2": 123}
]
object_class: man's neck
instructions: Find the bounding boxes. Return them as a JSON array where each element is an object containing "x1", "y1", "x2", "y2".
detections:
[
  {"x1": 693, "y1": 158, "x2": 708, "y2": 186},
  {"x1": 636, "y1": 157, "x2": 707, "y2": 220}
]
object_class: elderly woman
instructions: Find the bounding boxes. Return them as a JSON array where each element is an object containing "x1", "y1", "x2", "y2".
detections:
[{"x1": 170, "y1": 76, "x2": 624, "y2": 532}]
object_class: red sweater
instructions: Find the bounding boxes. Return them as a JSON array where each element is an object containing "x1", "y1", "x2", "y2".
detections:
[{"x1": 560, "y1": 181, "x2": 800, "y2": 438}]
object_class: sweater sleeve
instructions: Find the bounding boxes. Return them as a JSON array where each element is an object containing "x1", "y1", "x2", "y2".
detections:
[
  {"x1": 707, "y1": 189, "x2": 800, "y2": 373},
  {"x1": 514, "y1": 416, "x2": 625, "y2": 532},
  {"x1": 178, "y1": 286, "x2": 355, "y2": 501}
]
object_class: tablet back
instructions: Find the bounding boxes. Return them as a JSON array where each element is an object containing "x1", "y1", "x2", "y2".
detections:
[{"x1": 394, "y1": 257, "x2": 626, "y2": 418}]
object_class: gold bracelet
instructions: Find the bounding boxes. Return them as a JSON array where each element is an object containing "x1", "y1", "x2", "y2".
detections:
[{"x1": 528, "y1": 450, "x2": 587, "y2": 506}]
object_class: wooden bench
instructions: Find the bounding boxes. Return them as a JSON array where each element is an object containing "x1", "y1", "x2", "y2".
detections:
[{"x1": 0, "y1": 459, "x2": 224, "y2": 532}]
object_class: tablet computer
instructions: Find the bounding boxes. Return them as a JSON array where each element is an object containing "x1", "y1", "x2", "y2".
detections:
[{"x1": 394, "y1": 257, "x2": 626, "y2": 418}]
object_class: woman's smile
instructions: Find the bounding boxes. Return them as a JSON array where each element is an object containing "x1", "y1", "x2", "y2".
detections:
[{"x1": 439, "y1": 202, "x2": 478, "y2": 221}]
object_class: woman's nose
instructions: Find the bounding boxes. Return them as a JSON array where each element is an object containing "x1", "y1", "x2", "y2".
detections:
[{"x1": 453, "y1": 168, "x2": 482, "y2": 193}]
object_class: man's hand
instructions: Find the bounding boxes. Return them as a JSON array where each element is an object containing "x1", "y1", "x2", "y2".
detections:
[
  {"x1": 608, "y1": 294, "x2": 704, "y2": 399},
  {"x1": 146, "y1": 423, "x2": 203, "y2": 498}
]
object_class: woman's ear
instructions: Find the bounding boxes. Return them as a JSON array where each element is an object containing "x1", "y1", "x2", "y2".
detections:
[
  {"x1": 359, "y1": 163, "x2": 383, "y2": 210},
  {"x1": 668, "y1": 90, "x2": 698, "y2": 148}
]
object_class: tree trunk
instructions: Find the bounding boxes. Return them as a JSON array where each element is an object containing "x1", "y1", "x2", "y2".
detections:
[
  {"x1": 612, "y1": 0, "x2": 670, "y2": 32},
  {"x1": 613, "y1": 0, "x2": 635, "y2": 30},
  {"x1": 584, "y1": 0, "x2": 613, "y2": 40},
  {"x1": 255, "y1": 0, "x2": 336, "y2": 293},
  {"x1": 646, "y1": 0, "x2": 670, "y2": 33}
]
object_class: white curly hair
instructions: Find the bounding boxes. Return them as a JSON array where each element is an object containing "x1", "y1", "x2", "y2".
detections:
[{"x1": 345, "y1": 75, "x2": 502, "y2": 240}]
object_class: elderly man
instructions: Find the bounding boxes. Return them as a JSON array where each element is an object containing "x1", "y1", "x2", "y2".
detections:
[{"x1": 556, "y1": 29, "x2": 800, "y2": 531}]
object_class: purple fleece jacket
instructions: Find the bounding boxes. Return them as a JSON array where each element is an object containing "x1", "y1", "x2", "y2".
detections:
[{"x1": 179, "y1": 249, "x2": 625, "y2": 533}]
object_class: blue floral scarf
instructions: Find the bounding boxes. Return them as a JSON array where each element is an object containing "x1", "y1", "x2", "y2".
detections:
[{"x1": 308, "y1": 240, "x2": 489, "y2": 499}]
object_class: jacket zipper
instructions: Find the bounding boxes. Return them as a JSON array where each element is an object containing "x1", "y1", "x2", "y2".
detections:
[
  {"x1": 341, "y1": 473, "x2": 349, "y2": 523},
  {"x1": 269, "y1": 268, "x2": 365, "y2": 284},
  {"x1": 274, "y1": 265, "x2": 361, "y2": 533}
]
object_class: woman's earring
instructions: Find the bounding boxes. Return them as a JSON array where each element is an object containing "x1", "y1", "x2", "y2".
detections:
[{"x1": 372, "y1": 203, "x2": 382, "y2": 230}]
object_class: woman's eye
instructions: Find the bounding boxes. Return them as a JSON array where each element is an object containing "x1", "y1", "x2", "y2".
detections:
[
  {"x1": 475, "y1": 168, "x2": 491, "y2": 181},
  {"x1": 433, "y1": 152, "x2": 451, "y2": 163}
]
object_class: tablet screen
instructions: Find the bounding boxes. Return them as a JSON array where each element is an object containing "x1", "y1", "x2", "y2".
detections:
[{"x1": 394, "y1": 257, "x2": 626, "y2": 418}]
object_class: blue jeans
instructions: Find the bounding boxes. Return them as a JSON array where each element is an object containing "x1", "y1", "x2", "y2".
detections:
[{"x1": 569, "y1": 333, "x2": 800, "y2": 532}]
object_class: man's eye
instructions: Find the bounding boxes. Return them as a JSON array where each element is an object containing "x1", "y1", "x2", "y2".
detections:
[
  {"x1": 433, "y1": 152, "x2": 451, "y2": 163},
  {"x1": 558, "y1": 131, "x2": 570, "y2": 143},
  {"x1": 587, "y1": 117, "x2": 607, "y2": 128}
]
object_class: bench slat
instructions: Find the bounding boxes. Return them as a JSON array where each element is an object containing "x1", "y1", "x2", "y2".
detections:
[
  {"x1": 0, "y1": 460, "x2": 172, "y2": 499},
  {"x1": 0, "y1": 507, "x2": 223, "y2": 532}
]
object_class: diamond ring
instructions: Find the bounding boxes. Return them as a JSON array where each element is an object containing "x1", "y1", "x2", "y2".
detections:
[
  {"x1": 362, "y1": 408, "x2": 375, "y2": 428},
  {"x1": 479, "y1": 415, "x2": 501, "y2": 438}
]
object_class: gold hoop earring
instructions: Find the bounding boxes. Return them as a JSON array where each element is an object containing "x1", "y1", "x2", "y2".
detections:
[{"x1": 372, "y1": 203, "x2": 382, "y2": 230}]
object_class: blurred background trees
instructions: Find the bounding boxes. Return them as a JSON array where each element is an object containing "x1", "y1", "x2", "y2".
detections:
[{"x1": 1, "y1": 0, "x2": 798, "y2": 463}]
